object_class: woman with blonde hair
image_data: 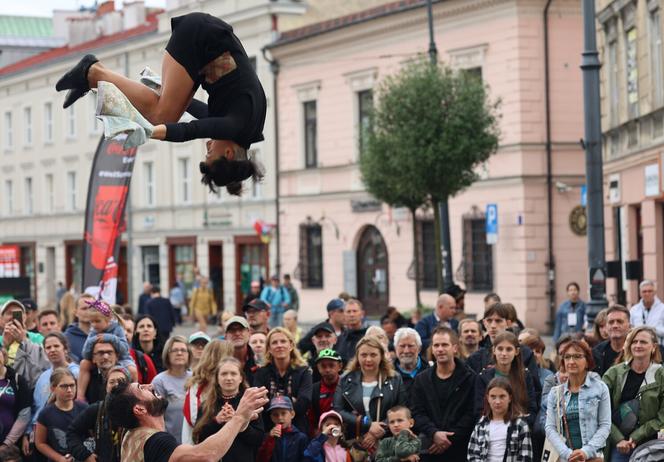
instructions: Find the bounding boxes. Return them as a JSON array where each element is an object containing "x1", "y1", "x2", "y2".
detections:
[
  {"x1": 192, "y1": 357, "x2": 265, "y2": 462},
  {"x1": 253, "y1": 327, "x2": 313, "y2": 433},
  {"x1": 59, "y1": 291, "x2": 77, "y2": 329},
  {"x1": 181, "y1": 339, "x2": 234, "y2": 444},
  {"x1": 333, "y1": 336, "x2": 406, "y2": 453},
  {"x1": 603, "y1": 326, "x2": 664, "y2": 461}
]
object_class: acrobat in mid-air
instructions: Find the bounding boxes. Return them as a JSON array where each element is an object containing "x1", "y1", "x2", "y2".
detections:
[{"x1": 55, "y1": 12, "x2": 266, "y2": 195}]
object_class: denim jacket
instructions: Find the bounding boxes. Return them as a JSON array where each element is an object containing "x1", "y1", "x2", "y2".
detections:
[{"x1": 544, "y1": 371, "x2": 611, "y2": 460}]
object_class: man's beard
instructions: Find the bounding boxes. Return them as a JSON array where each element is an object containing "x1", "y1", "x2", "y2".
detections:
[{"x1": 144, "y1": 395, "x2": 169, "y2": 417}]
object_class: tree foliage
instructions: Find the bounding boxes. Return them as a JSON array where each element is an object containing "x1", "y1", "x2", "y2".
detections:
[{"x1": 360, "y1": 58, "x2": 501, "y2": 203}]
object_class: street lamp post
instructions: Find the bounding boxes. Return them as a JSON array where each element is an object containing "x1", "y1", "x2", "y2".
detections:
[
  {"x1": 581, "y1": 0, "x2": 608, "y2": 323},
  {"x1": 427, "y1": 0, "x2": 454, "y2": 290}
]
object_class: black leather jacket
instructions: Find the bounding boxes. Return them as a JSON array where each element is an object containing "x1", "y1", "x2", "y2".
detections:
[{"x1": 332, "y1": 369, "x2": 406, "y2": 439}]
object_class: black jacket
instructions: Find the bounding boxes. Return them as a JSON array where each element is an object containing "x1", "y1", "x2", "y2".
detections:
[
  {"x1": 253, "y1": 363, "x2": 312, "y2": 433},
  {"x1": 335, "y1": 327, "x2": 368, "y2": 362},
  {"x1": 473, "y1": 366, "x2": 538, "y2": 427},
  {"x1": 332, "y1": 370, "x2": 406, "y2": 439},
  {"x1": 410, "y1": 358, "x2": 476, "y2": 461},
  {"x1": 197, "y1": 394, "x2": 265, "y2": 462},
  {"x1": 466, "y1": 341, "x2": 542, "y2": 407},
  {"x1": 4, "y1": 366, "x2": 31, "y2": 420},
  {"x1": 67, "y1": 400, "x2": 119, "y2": 462}
]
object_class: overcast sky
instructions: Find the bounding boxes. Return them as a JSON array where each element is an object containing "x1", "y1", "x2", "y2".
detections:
[{"x1": 0, "y1": 0, "x2": 166, "y2": 17}]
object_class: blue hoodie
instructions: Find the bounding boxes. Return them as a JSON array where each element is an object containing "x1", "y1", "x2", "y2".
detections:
[{"x1": 64, "y1": 322, "x2": 88, "y2": 362}]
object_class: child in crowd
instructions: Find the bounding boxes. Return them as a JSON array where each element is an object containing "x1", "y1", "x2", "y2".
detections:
[
  {"x1": 76, "y1": 299, "x2": 137, "y2": 401},
  {"x1": 257, "y1": 396, "x2": 309, "y2": 462},
  {"x1": 35, "y1": 368, "x2": 89, "y2": 461},
  {"x1": 467, "y1": 377, "x2": 533, "y2": 462},
  {"x1": 375, "y1": 406, "x2": 421, "y2": 462},
  {"x1": 304, "y1": 410, "x2": 350, "y2": 462}
]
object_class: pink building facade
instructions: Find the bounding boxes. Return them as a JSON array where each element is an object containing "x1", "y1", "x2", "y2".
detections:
[
  {"x1": 269, "y1": 0, "x2": 589, "y2": 331},
  {"x1": 598, "y1": 0, "x2": 664, "y2": 307}
]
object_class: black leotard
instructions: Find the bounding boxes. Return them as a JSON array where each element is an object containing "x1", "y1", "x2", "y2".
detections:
[{"x1": 163, "y1": 13, "x2": 266, "y2": 149}]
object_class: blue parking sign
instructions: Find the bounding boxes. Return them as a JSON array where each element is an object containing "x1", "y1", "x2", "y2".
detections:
[{"x1": 486, "y1": 204, "x2": 498, "y2": 244}]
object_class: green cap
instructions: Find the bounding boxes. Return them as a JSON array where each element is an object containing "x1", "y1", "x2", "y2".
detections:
[{"x1": 316, "y1": 348, "x2": 342, "y2": 363}]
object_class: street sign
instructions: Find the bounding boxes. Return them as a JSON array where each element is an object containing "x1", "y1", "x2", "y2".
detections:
[
  {"x1": 486, "y1": 204, "x2": 498, "y2": 244},
  {"x1": 581, "y1": 185, "x2": 587, "y2": 207}
]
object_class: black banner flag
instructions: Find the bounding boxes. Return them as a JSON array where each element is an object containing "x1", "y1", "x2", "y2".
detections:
[{"x1": 82, "y1": 135, "x2": 136, "y2": 303}]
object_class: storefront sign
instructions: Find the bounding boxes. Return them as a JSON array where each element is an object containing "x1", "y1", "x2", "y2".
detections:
[
  {"x1": 644, "y1": 164, "x2": 660, "y2": 197},
  {"x1": 351, "y1": 199, "x2": 382, "y2": 213},
  {"x1": 0, "y1": 245, "x2": 20, "y2": 277}
]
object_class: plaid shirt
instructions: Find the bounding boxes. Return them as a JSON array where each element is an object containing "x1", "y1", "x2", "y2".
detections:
[{"x1": 467, "y1": 416, "x2": 533, "y2": 462}]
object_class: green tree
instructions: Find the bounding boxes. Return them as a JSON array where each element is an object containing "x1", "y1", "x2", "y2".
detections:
[{"x1": 360, "y1": 57, "x2": 500, "y2": 295}]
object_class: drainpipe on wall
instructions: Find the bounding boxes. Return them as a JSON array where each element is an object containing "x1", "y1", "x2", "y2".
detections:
[
  {"x1": 262, "y1": 40, "x2": 281, "y2": 276},
  {"x1": 544, "y1": 0, "x2": 556, "y2": 333}
]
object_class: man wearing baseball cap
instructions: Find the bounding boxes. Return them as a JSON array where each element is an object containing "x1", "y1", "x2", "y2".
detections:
[
  {"x1": 188, "y1": 331, "x2": 211, "y2": 369},
  {"x1": 225, "y1": 315, "x2": 258, "y2": 383},
  {"x1": 304, "y1": 322, "x2": 337, "y2": 382},
  {"x1": 297, "y1": 298, "x2": 346, "y2": 359},
  {"x1": 0, "y1": 300, "x2": 49, "y2": 388},
  {"x1": 243, "y1": 299, "x2": 270, "y2": 335},
  {"x1": 310, "y1": 349, "x2": 343, "y2": 433}
]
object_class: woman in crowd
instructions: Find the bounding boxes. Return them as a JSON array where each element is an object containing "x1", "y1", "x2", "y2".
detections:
[
  {"x1": 182, "y1": 339, "x2": 234, "y2": 444},
  {"x1": 151, "y1": 335, "x2": 192, "y2": 444},
  {"x1": 192, "y1": 357, "x2": 264, "y2": 462},
  {"x1": 536, "y1": 334, "x2": 573, "y2": 436},
  {"x1": 67, "y1": 366, "x2": 131, "y2": 462},
  {"x1": 283, "y1": 309, "x2": 302, "y2": 344},
  {"x1": 35, "y1": 368, "x2": 88, "y2": 462},
  {"x1": 58, "y1": 291, "x2": 77, "y2": 329},
  {"x1": 190, "y1": 276, "x2": 218, "y2": 332},
  {"x1": 553, "y1": 282, "x2": 587, "y2": 342},
  {"x1": 603, "y1": 326, "x2": 664, "y2": 462},
  {"x1": 122, "y1": 314, "x2": 157, "y2": 384},
  {"x1": 0, "y1": 348, "x2": 31, "y2": 449},
  {"x1": 132, "y1": 314, "x2": 165, "y2": 372},
  {"x1": 590, "y1": 308, "x2": 609, "y2": 347},
  {"x1": 29, "y1": 332, "x2": 80, "y2": 452},
  {"x1": 545, "y1": 339, "x2": 610, "y2": 462},
  {"x1": 518, "y1": 329, "x2": 554, "y2": 383},
  {"x1": 333, "y1": 336, "x2": 406, "y2": 453},
  {"x1": 474, "y1": 331, "x2": 538, "y2": 426},
  {"x1": 253, "y1": 327, "x2": 313, "y2": 433}
]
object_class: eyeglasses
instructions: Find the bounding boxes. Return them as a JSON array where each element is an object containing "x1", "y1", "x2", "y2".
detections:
[
  {"x1": 169, "y1": 348, "x2": 188, "y2": 354},
  {"x1": 58, "y1": 383, "x2": 76, "y2": 390},
  {"x1": 563, "y1": 354, "x2": 586, "y2": 362}
]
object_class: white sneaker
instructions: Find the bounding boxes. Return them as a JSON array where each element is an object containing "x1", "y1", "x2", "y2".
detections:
[{"x1": 139, "y1": 66, "x2": 162, "y2": 94}]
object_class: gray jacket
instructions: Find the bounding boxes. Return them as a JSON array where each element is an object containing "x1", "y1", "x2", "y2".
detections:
[{"x1": 13, "y1": 340, "x2": 50, "y2": 389}]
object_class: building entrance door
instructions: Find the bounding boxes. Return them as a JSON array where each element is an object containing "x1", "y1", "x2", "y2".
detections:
[{"x1": 357, "y1": 226, "x2": 389, "y2": 316}]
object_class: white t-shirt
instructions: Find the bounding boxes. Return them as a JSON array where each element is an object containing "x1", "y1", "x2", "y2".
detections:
[{"x1": 488, "y1": 419, "x2": 508, "y2": 462}]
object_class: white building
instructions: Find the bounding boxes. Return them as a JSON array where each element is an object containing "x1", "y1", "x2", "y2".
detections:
[{"x1": 0, "y1": 0, "x2": 396, "y2": 313}]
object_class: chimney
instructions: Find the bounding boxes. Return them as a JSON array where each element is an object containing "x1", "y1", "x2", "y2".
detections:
[
  {"x1": 53, "y1": 9, "x2": 90, "y2": 42},
  {"x1": 123, "y1": 1, "x2": 146, "y2": 30},
  {"x1": 96, "y1": 1, "x2": 115, "y2": 16},
  {"x1": 67, "y1": 15, "x2": 97, "y2": 47}
]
